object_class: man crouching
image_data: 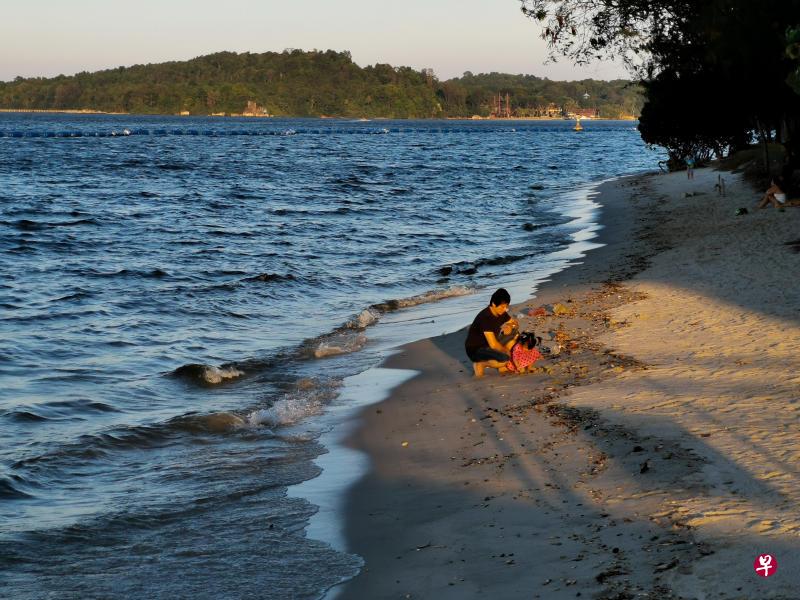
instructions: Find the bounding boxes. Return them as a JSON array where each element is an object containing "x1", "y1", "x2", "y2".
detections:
[{"x1": 464, "y1": 288, "x2": 517, "y2": 377}]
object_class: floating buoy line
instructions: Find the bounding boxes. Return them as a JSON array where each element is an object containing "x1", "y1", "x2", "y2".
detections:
[{"x1": 0, "y1": 126, "x2": 536, "y2": 139}]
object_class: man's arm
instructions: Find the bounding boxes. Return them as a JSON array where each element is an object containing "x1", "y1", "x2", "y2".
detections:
[{"x1": 483, "y1": 331, "x2": 509, "y2": 355}]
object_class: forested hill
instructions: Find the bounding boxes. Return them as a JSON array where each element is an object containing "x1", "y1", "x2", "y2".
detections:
[{"x1": 0, "y1": 50, "x2": 642, "y2": 119}]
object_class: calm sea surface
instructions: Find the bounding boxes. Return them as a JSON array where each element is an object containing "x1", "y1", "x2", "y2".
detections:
[{"x1": 0, "y1": 114, "x2": 662, "y2": 598}]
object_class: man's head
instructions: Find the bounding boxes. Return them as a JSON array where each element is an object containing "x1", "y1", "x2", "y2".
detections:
[{"x1": 489, "y1": 288, "x2": 511, "y2": 315}]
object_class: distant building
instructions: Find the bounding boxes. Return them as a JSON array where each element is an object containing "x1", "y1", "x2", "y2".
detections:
[
  {"x1": 179, "y1": 110, "x2": 190, "y2": 116},
  {"x1": 571, "y1": 108, "x2": 600, "y2": 119},
  {"x1": 242, "y1": 101, "x2": 269, "y2": 117},
  {"x1": 533, "y1": 103, "x2": 563, "y2": 118}
]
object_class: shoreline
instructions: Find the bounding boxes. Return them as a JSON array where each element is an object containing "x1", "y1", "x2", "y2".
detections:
[
  {"x1": 0, "y1": 110, "x2": 636, "y2": 121},
  {"x1": 299, "y1": 177, "x2": 621, "y2": 599},
  {"x1": 332, "y1": 168, "x2": 800, "y2": 598}
]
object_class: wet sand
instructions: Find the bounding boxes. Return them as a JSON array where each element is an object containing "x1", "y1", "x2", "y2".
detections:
[{"x1": 335, "y1": 168, "x2": 800, "y2": 599}]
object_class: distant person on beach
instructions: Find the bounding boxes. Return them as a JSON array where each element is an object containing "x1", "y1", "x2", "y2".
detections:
[
  {"x1": 758, "y1": 177, "x2": 788, "y2": 208},
  {"x1": 464, "y1": 288, "x2": 518, "y2": 377},
  {"x1": 685, "y1": 156, "x2": 695, "y2": 180}
]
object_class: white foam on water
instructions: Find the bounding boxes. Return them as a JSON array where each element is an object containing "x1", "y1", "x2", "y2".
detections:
[
  {"x1": 346, "y1": 308, "x2": 380, "y2": 329},
  {"x1": 201, "y1": 365, "x2": 244, "y2": 384},
  {"x1": 385, "y1": 284, "x2": 475, "y2": 309},
  {"x1": 248, "y1": 379, "x2": 342, "y2": 427},
  {"x1": 312, "y1": 333, "x2": 367, "y2": 358},
  {"x1": 249, "y1": 396, "x2": 324, "y2": 427}
]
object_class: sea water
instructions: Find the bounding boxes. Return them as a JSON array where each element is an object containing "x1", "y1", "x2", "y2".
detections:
[{"x1": 0, "y1": 114, "x2": 662, "y2": 598}]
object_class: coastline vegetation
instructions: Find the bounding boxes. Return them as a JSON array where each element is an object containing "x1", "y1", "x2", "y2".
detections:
[{"x1": 0, "y1": 50, "x2": 641, "y2": 120}]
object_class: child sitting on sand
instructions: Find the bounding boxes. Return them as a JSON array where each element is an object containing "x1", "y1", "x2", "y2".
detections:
[{"x1": 505, "y1": 332, "x2": 544, "y2": 374}]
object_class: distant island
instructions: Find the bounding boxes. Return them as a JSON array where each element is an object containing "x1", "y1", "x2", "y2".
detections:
[{"x1": 0, "y1": 50, "x2": 642, "y2": 120}]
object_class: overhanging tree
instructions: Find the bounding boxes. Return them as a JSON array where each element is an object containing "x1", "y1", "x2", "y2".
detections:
[{"x1": 520, "y1": 0, "x2": 800, "y2": 171}]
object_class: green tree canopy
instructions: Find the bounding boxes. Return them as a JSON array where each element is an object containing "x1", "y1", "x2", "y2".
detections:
[
  {"x1": 0, "y1": 49, "x2": 641, "y2": 120},
  {"x1": 520, "y1": 0, "x2": 800, "y2": 170}
]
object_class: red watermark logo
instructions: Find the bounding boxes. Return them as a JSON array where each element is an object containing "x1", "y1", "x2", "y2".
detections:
[{"x1": 753, "y1": 554, "x2": 777, "y2": 577}]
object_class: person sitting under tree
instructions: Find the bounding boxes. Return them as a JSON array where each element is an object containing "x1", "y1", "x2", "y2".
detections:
[
  {"x1": 757, "y1": 176, "x2": 788, "y2": 208},
  {"x1": 464, "y1": 288, "x2": 518, "y2": 377}
]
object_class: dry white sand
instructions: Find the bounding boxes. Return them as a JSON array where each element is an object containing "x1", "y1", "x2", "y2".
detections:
[
  {"x1": 336, "y1": 168, "x2": 800, "y2": 600},
  {"x1": 564, "y1": 168, "x2": 800, "y2": 598}
]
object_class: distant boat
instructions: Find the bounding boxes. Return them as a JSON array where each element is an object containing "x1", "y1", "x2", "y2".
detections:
[{"x1": 573, "y1": 117, "x2": 584, "y2": 132}]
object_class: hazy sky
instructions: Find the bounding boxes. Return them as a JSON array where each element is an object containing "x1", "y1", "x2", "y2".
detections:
[{"x1": 1, "y1": 0, "x2": 628, "y2": 82}]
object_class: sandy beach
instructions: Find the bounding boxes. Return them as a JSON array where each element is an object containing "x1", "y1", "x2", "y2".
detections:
[{"x1": 335, "y1": 167, "x2": 800, "y2": 599}]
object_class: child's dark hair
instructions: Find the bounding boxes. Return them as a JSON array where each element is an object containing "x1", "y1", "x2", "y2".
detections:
[
  {"x1": 518, "y1": 332, "x2": 541, "y2": 349},
  {"x1": 490, "y1": 288, "x2": 511, "y2": 306}
]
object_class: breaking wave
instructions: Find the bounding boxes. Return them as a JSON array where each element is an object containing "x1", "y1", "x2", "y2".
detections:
[
  {"x1": 248, "y1": 378, "x2": 341, "y2": 427},
  {"x1": 304, "y1": 285, "x2": 475, "y2": 359},
  {"x1": 369, "y1": 285, "x2": 474, "y2": 312},
  {"x1": 170, "y1": 363, "x2": 244, "y2": 385}
]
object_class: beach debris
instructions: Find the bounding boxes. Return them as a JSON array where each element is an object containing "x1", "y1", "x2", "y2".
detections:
[
  {"x1": 553, "y1": 303, "x2": 571, "y2": 316},
  {"x1": 529, "y1": 306, "x2": 549, "y2": 317},
  {"x1": 401, "y1": 441, "x2": 409, "y2": 447},
  {"x1": 735, "y1": 207, "x2": 748, "y2": 216}
]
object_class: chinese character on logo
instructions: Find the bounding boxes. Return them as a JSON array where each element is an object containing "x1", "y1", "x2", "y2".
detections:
[{"x1": 753, "y1": 554, "x2": 778, "y2": 578}]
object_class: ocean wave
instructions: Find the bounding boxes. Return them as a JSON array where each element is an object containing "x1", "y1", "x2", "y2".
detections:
[
  {"x1": 369, "y1": 285, "x2": 475, "y2": 312},
  {"x1": 3, "y1": 399, "x2": 119, "y2": 423},
  {"x1": 167, "y1": 412, "x2": 247, "y2": 433},
  {"x1": 10, "y1": 412, "x2": 250, "y2": 475},
  {"x1": 8, "y1": 218, "x2": 99, "y2": 231},
  {"x1": 248, "y1": 378, "x2": 341, "y2": 427},
  {"x1": 0, "y1": 474, "x2": 34, "y2": 499},
  {"x1": 156, "y1": 162, "x2": 193, "y2": 171},
  {"x1": 303, "y1": 285, "x2": 475, "y2": 359},
  {"x1": 346, "y1": 308, "x2": 381, "y2": 329},
  {"x1": 437, "y1": 254, "x2": 534, "y2": 277},
  {"x1": 307, "y1": 332, "x2": 368, "y2": 359},
  {"x1": 242, "y1": 273, "x2": 296, "y2": 284},
  {"x1": 44, "y1": 399, "x2": 119, "y2": 413},
  {"x1": 6, "y1": 410, "x2": 49, "y2": 422},
  {"x1": 50, "y1": 290, "x2": 95, "y2": 303},
  {"x1": 86, "y1": 268, "x2": 170, "y2": 279},
  {"x1": 170, "y1": 363, "x2": 244, "y2": 385}
]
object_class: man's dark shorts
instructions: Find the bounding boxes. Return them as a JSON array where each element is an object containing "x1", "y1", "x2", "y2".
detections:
[{"x1": 466, "y1": 347, "x2": 509, "y2": 363}]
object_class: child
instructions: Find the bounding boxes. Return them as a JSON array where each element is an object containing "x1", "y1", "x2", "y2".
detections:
[{"x1": 506, "y1": 332, "x2": 544, "y2": 374}]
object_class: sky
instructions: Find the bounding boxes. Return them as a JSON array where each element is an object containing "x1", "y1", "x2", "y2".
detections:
[{"x1": 1, "y1": 0, "x2": 628, "y2": 82}]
